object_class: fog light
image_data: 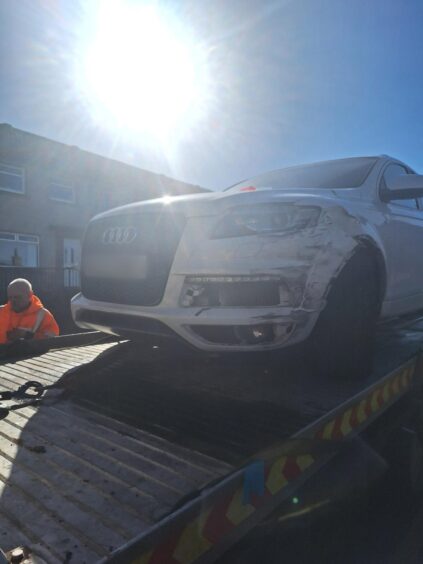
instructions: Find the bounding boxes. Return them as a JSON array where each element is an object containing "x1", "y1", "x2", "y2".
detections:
[{"x1": 234, "y1": 324, "x2": 274, "y2": 344}]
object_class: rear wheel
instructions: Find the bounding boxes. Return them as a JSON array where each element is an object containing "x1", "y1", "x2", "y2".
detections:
[{"x1": 308, "y1": 248, "x2": 380, "y2": 379}]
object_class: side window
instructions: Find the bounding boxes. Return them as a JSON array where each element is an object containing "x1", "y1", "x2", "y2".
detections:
[
  {"x1": 0, "y1": 232, "x2": 39, "y2": 266},
  {"x1": 48, "y1": 183, "x2": 75, "y2": 204},
  {"x1": 0, "y1": 163, "x2": 25, "y2": 194},
  {"x1": 383, "y1": 164, "x2": 417, "y2": 209}
]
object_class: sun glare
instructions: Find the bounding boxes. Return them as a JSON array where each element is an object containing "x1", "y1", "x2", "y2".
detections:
[{"x1": 79, "y1": 1, "x2": 209, "y2": 140}]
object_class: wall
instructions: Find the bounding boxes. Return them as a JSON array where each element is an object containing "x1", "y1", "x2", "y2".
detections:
[{"x1": 0, "y1": 124, "x2": 205, "y2": 268}]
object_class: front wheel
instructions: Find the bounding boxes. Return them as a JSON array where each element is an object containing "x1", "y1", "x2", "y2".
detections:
[{"x1": 307, "y1": 249, "x2": 380, "y2": 380}]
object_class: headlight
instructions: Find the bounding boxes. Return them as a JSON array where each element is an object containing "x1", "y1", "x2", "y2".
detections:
[{"x1": 212, "y1": 204, "x2": 320, "y2": 239}]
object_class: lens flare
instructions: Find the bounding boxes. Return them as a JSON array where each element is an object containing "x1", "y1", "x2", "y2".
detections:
[{"x1": 77, "y1": 1, "x2": 210, "y2": 142}]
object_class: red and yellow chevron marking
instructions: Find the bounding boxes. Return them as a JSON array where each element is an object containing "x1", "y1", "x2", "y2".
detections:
[
  {"x1": 131, "y1": 361, "x2": 416, "y2": 564},
  {"x1": 131, "y1": 453, "x2": 317, "y2": 564},
  {"x1": 314, "y1": 362, "x2": 415, "y2": 441}
]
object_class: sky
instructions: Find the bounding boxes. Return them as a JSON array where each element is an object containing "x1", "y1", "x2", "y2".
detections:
[{"x1": 1, "y1": 0, "x2": 423, "y2": 190}]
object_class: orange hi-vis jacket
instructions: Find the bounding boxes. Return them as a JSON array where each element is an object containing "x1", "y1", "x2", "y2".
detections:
[{"x1": 0, "y1": 294, "x2": 59, "y2": 344}]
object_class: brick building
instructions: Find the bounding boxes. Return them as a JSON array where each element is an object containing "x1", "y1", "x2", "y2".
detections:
[{"x1": 0, "y1": 124, "x2": 204, "y2": 272}]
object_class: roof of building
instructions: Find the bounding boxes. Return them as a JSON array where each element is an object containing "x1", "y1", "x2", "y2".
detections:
[{"x1": 0, "y1": 123, "x2": 207, "y2": 195}]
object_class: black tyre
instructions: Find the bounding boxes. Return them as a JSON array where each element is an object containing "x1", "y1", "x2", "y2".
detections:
[{"x1": 308, "y1": 248, "x2": 380, "y2": 379}]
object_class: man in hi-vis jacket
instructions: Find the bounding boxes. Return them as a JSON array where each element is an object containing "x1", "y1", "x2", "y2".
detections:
[{"x1": 0, "y1": 278, "x2": 59, "y2": 344}]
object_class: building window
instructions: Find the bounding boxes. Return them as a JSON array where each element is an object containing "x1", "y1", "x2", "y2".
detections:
[
  {"x1": 0, "y1": 232, "x2": 39, "y2": 267},
  {"x1": 48, "y1": 183, "x2": 75, "y2": 203},
  {"x1": 0, "y1": 163, "x2": 25, "y2": 194}
]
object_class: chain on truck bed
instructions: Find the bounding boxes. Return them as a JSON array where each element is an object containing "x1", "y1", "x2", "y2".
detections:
[{"x1": 0, "y1": 380, "x2": 58, "y2": 420}]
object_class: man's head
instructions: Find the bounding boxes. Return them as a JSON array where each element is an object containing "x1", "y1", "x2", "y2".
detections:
[{"x1": 7, "y1": 278, "x2": 33, "y2": 313}]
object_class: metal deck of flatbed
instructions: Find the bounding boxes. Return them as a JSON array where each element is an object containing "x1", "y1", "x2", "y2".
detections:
[
  {"x1": 0, "y1": 343, "x2": 231, "y2": 562},
  {"x1": 0, "y1": 321, "x2": 423, "y2": 562}
]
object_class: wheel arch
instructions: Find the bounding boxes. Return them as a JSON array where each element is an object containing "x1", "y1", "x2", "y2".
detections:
[{"x1": 353, "y1": 236, "x2": 387, "y2": 312}]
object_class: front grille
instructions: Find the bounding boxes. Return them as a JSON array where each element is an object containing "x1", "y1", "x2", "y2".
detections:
[{"x1": 81, "y1": 212, "x2": 185, "y2": 306}]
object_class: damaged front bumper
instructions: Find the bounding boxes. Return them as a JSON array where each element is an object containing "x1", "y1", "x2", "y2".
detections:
[{"x1": 71, "y1": 292, "x2": 320, "y2": 352}]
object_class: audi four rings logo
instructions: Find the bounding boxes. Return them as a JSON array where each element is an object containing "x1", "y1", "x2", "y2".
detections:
[{"x1": 102, "y1": 226, "x2": 138, "y2": 244}]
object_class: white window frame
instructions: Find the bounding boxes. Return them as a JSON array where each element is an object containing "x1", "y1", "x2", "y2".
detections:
[
  {"x1": 0, "y1": 163, "x2": 25, "y2": 194},
  {"x1": 0, "y1": 232, "x2": 39, "y2": 267},
  {"x1": 48, "y1": 182, "x2": 75, "y2": 204}
]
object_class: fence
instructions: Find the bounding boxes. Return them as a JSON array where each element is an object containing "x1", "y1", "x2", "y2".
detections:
[{"x1": 0, "y1": 267, "x2": 81, "y2": 334}]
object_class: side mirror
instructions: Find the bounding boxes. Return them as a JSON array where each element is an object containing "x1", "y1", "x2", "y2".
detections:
[{"x1": 381, "y1": 174, "x2": 423, "y2": 202}]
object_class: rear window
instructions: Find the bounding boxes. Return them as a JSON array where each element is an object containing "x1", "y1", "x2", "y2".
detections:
[{"x1": 226, "y1": 157, "x2": 378, "y2": 191}]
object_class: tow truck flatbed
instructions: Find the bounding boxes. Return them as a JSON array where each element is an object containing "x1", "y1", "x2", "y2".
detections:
[{"x1": 0, "y1": 322, "x2": 423, "y2": 563}]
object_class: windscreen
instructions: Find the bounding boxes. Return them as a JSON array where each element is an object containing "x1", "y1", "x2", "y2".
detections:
[{"x1": 226, "y1": 157, "x2": 378, "y2": 191}]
